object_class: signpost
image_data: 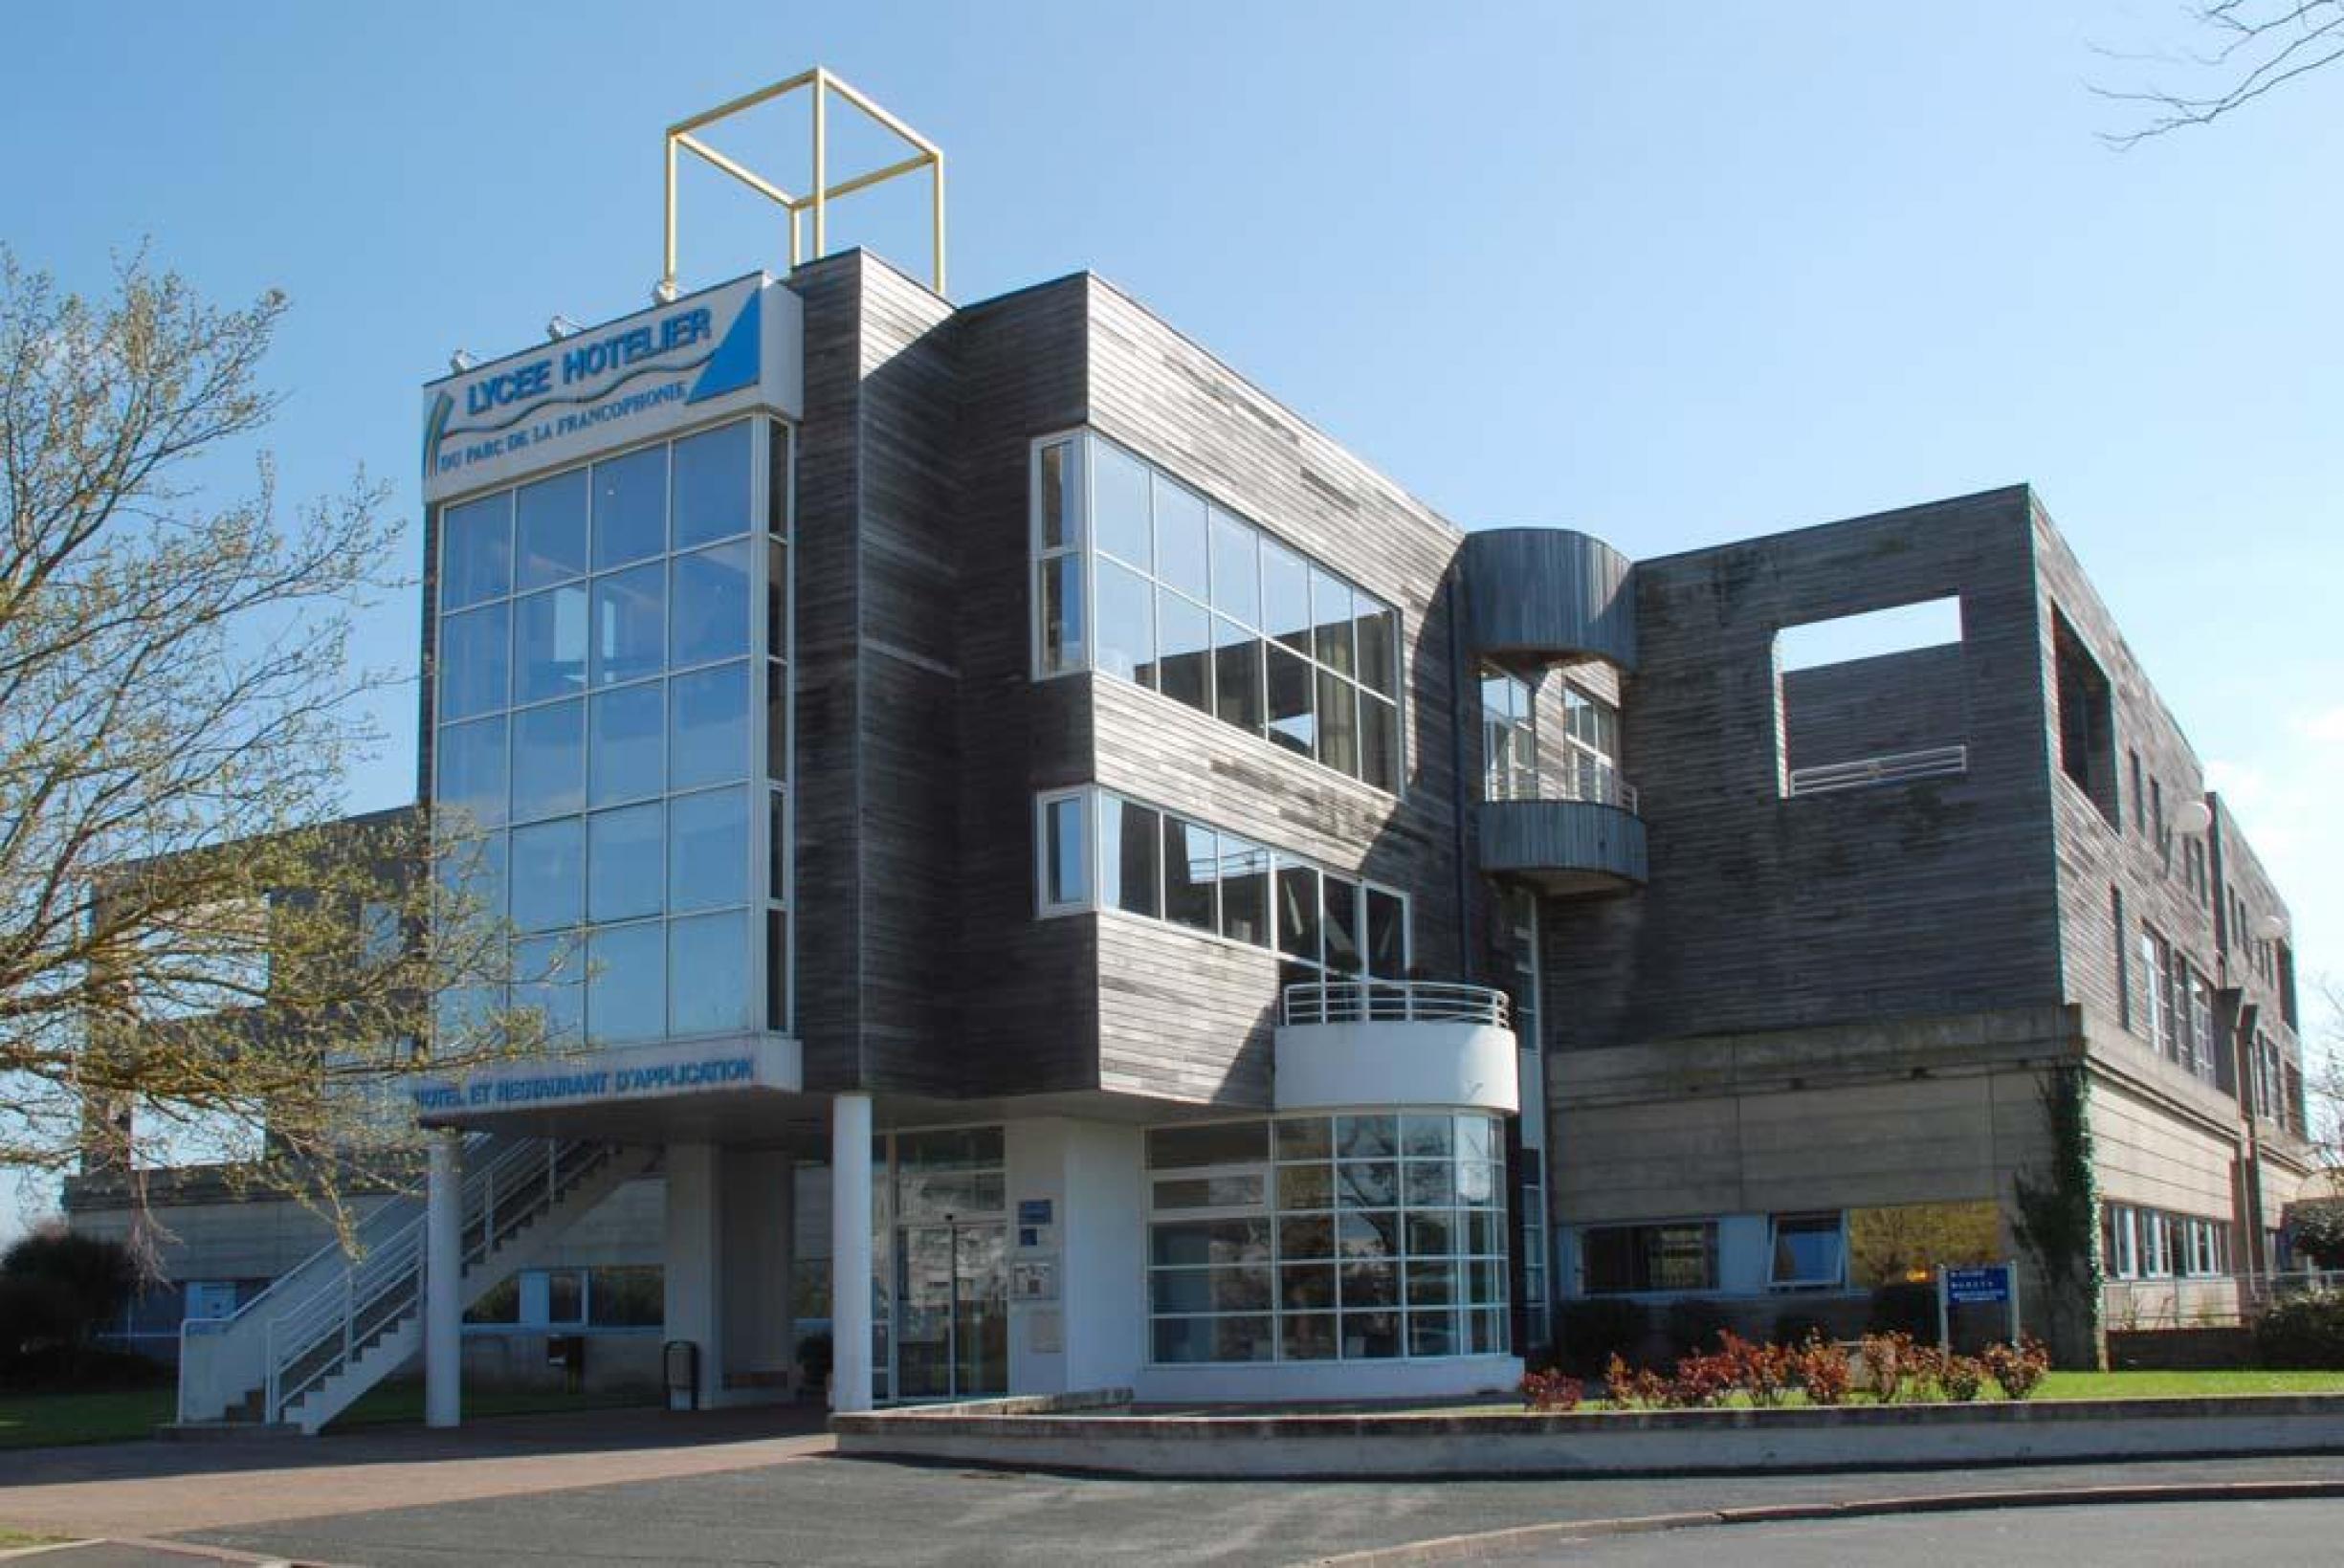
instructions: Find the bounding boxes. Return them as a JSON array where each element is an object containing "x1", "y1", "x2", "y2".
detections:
[{"x1": 1935, "y1": 1261, "x2": 2020, "y2": 1347}]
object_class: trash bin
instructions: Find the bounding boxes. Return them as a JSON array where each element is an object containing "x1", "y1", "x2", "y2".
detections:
[
  {"x1": 663, "y1": 1338, "x2": 699, "y2": 1411},
  {"x1": 546, "y1": 1334, "x2": 585, "y2": 1393}
]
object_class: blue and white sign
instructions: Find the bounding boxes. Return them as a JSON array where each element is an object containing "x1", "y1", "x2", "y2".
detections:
[
  {"x1": 409, "y1": 1036, "x2": 800, "y2": 1120},
  {"x1": 1943, "y1": 1264, "x2": 2014, "y2": 1305},
  {"x1": 420, "y1": 273, "x2": 802, "y2": 503}
]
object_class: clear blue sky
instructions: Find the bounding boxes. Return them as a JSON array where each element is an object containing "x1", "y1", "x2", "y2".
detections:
[{"x1": 3, "y1": 1, "x2": 2338, "y2": 1228}]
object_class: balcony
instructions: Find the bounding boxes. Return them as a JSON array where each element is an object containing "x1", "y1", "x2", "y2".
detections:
[
  {"x1": 1458, "y1": 526, "x2": 1638, "y2": 670},
  {"x1": 1475, "y1": 759, "x2": 1648, "y2": 894},
  {"x1": 1273, "y1": 980, "x2": 1518, "y2": 1115}
]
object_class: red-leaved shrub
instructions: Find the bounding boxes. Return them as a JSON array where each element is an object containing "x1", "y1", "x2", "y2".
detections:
[
  {"x1": 1521, "y1": 1367, "x2": 1584, "y2": 1412},
  {"x1": 1981, "y1": 1336, "x2": 2051, "y2": 1401},
  {"x1": 1794, "y1": 1333, "x2": 1853, "y2": 1405}
]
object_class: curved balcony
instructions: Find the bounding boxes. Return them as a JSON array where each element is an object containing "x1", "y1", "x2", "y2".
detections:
[
  {"x1": 1274, "y1": 980, "x2": 1518, "y2": 1115},
  {"x1": 1476, "y1": 764, "x2": 1647, "y2": 894},
  {"x1": 1458, "y1": 526, "x2": 1637, "y2": 670}
]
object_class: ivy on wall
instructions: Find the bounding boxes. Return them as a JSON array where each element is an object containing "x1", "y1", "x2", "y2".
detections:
[{"x1": 2012, "y1": 1065, "x2": 2099, "y2": 1351}]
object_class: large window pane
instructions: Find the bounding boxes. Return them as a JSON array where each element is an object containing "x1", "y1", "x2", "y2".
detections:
[
  {"x1": 670, "y1": 911, "x2": 749, "y2": 1035},
  {"x1": 671, "y1": 661, "x2": 749, "y2": 789},
  {"x1": 434, "y1": 716, "x2": 508, "y2": 828},
  {"x1": 1038, "y1": 440, "x2": 1074, "y2": 552},
  {"x1": 511, "y1": 699, "x2": 586, "y2": 822},
  {"x1": 668, "y1": 786, "x2": 748, "y2": 912},
  {"x1": 515, "y1": 584, "x2": 588, "y2": 705},
  {"x1": 1311, "y1": 568, "x2": 1355, "y2": 675},
  {"x1": 587, "y1": 803, "x2": 663, "y2": 923},
  {"x1": 1095, "y1": 557, "x2": 1155, "y2": 685},
  {"x1": 591, "y1": 445, "x2": 668, "y2": 568},
  {"x1": 1039, "y1": 555, "x2": 1084, "y2": 674},
  {"x1": 765, "y1": 909, "x2": 789, "y2": 1030},
  {"x1": 671, "y1": 541, "x2": 751, "y2": 667},
  {"x1": 1153, "y1": 474, "x2": 1209, "y2": 601},
  {"x1": 765, "y1": 658, "x2": 787, "y2": 782},
  {"x1": 589, "y1": 563, "x2": 664, "y2": 687},
  {"x1": 1266, "y1": 644, "x2": 1314, "y2": 758},
  {"x1": 1366, "y1": 888, "x2": 1406, "y2": 979},
  {"x1": 1219, "y1": 837, "x2": 1271, "y2": 948},
  {"x1": 672, "y1": 421, "x2": 753, "y2": 549},
  {"x1": 1209, "y1": 509, "x2": 1259, "y2": 626},
  {"x1": 438, "y1": 603, "x2": 509, "y2": 721},
  {"x1": 1357, "y1": 605, "x2": 1399, "y2": 698},
  {"x1": 509, "y1": 819, "x2": 584, "y2": 932},
  {"x1": 586, "y1": 922, "x2": 664, "y2": 1044},
  {"x1": 1152, "y1": 590, "x2": 1211, "y2": 714},
  {"x1": 513, "y1": 934, "x2": 583, "y2": 1045},
  {"x1": 1360, "y1": 695, "x2": 1399, "y2": 793},
  {"x1": 1093, "y1": 440, "x2": 1151, "y2": 566},
  {"x1": 441, "y1": 492, "x2": 512, "y2": 608},
  {"x1": 1099, "y1": 796, "x2": 1161, "y2": 918},
  {"x1": 1316, "y1": 669, "x2": 1360, "y2": 776},
  {"x1": 1163, "y1": 817, "x2": 1218, "y2": 932},
  {"x1": 1042, "y1": 793, "x2": 1089, "y2": 909},
  {"x1": 516, "y1": 469, "x2": 587, "y2": 590},
  {"x1": 1213, "y1": 619, "x2": 1264, "y2": 734},
  {"x1": 1322, "y1": 875, "x2": 1362, "y2": 975},
  {"x1": 1275, "y1": 864, "x2": 1321, "y2": 964},
  {"x1": 588, "y1": 683, "x2": 664, "y2": 806},
  {"x1": 1264, "y1": 539, "x2": 1312, "y2": 655},
  {"x1": 769, "y1": 788, "x2": 787, "y2": 902}
]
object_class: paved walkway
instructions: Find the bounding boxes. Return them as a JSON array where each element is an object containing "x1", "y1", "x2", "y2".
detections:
[{"x1": 0, "y1": 1404, "x2": 832, "y2": 1540}]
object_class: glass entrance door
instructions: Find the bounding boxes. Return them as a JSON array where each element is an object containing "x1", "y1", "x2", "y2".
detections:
[{"x1": 893, "y1": 1220, "x2": 1007, "y2": 1400}]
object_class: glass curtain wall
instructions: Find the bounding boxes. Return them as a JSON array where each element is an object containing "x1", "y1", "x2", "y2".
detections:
[
  {"x1": 1146, "y1": 1115, "x2": 1510, "y2": 1365},
  {"x1": 867, "y1": 1127, "x2": 1007, "y2": 1404},
  {"x1": 430, "y1": 417, "x2": 793, "y2": 1047},
  {"x1": 1035, "y1": 431, "x2": 1404, "y2": 792}
]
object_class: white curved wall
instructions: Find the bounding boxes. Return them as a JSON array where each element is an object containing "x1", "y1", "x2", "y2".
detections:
[{"x1": 1272, "y1": 1022, "x2": 1519, "y2": 1114}]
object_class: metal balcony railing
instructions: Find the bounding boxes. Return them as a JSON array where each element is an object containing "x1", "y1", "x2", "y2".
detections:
[
  {"x1": 1485, "y1": 753, "x2": 1639, "y2": 814},
  {"x1": 1282, "y1": 979, "x2": 1512, "y2": 1029},
  {"x1": 1786, "y1": 743, "x2": 1969, "y2": 797}
]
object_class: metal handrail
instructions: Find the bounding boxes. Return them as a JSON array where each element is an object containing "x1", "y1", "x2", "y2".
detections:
[
  {"x1": 1282, "y1": 979, "x2": 1512, "y2": 1029},
  {"x1": 1787, "y1": 744, "x2": 1969, "y2": 796},
  {"x1": 178, "y1": 1133, "x2": 616, "y2": 1425},
  {"x1": 1487, "y1": 754, "x2": 1639, "y2": 814}
]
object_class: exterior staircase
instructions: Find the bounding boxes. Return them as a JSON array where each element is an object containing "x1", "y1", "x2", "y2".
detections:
[{"x1": 175, "y1": 1134, "x2": 656, "y2": 1434}]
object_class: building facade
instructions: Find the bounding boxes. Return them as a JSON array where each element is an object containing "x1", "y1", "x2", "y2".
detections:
[{"x1": 99, "y1": 242, "x2": 2315, "y2": 1428}]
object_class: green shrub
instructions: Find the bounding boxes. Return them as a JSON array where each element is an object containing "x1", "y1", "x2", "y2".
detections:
[
  {"x1": 2290, "y1": 1202, "x2": 2344, "y2": 1270},
  {"x1": 1867, "y1": 1281, "x2": 1936, "y2": 1340},
  {"x1": 1555, "y1": 1298, "x2": 1649, "y2": 1377},
  {"x1": 2256, "y1": 1290, "x2": 2344, "y2": 1370},
  {"x1": 2, "y1": 1228, "x2": 138, "y2": 1337},
  {"x1": 1662, "y1": 1298, "x2": 1731, "y2": 1359}
]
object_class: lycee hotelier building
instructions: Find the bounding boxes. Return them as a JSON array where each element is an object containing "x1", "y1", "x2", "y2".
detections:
[{"x1": 129, "y1": 78, "x2": 2315, "y2": 1430}]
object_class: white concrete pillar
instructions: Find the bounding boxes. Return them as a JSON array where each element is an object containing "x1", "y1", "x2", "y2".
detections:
[
  {"x1": 664, "y1": 1142, "x2": 722, "y2": 1407},
  {"x1": 424, "y1": 1130, "x2": 463, "y2": 1429},
  {"x1": 830, "y1": 1093, "x2": 873, "y2": 1413}
]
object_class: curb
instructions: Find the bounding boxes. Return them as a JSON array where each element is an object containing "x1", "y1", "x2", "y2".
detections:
[{"x1": 1309, "y1": 1479, "x2": 2344, "y2": 1565}]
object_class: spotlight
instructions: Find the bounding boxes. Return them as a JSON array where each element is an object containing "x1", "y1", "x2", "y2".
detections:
[
  {"x1": 546, "y1": 315, "x2": 583, "y2": 341},
  {"x1": 2172, "y1": 800, "x2": 2213, "y2": 836},
  {"x1": 447, "y1": 348, "x2": 476, "y2": 373},
  {"x1": 652, "y1": 277, "x2": 679, "y2": 304}
]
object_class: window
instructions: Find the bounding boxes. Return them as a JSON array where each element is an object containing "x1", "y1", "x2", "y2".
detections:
[
  {"x1": 1560, "y1": 684, "x2": 1626, "y2": 806},
  {"x1": 1035, "y1": 786, "x2": 1408, "y2": 980},
  {"x1": 1146, "y1": 1113, "x2": 1509, "y2": 1364},
  {"x1": 1032, "y1": 431, "x2": 1402, "y2": 792},
  {"x1": 430, "y1": 418, "x2": 783, "y2": 1047},
  {"x1": 2104, "y1": 1202, "x2": 2231, "y2": 1280},
  {"x1": 1582, "y1": 1222, "x2": 1718, "y2": 1294},
  {"x1": 1769, "y1": 1214, "x2": 1846, "y2": 1290},
  {"x1": 2140, "y1": 926, "x2": 2173, "y2": 1057},
  {"x1": 1479, "y1": 667, "x2": 1537, "y2": 801},
  {"x1": 2152, "y1": 778, "x2": 2169, "y2": 872},
  {"x1": 2184, "y1": 969, "x2": 2217, "y2": 1084},
  {"x1": 2051, "y1": 611, "x2": 2117, "y2": 824},
  {"x1": 2129, "y1": 750, "x2": 2144, "y2": 832},
  {"x1": 2111, "y1": 887, "x2": 2130, "y2": 1031}
]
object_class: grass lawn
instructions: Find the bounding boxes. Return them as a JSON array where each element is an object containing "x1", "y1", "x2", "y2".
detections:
[
  {"x1": 2037, "y1": 1369, "x2": 2344, "y2": 1400},
  {"x1": 0, "y1": 1529, "x2": 75, "y2": 1548},
  {"x1": 0, "y1": 1380, "x2": 658, "y2": 1451}
]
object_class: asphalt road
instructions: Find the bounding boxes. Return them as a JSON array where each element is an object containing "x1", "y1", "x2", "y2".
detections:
[
  {"x1": 175, "y1": 1453, "x2": 2344, "y2": 1568},
  {"x1": 1470, "y1": 1498, "x2": 2344, "y2": 1565}
]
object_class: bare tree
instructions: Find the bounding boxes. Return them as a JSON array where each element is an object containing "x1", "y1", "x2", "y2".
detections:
[
  {"x1": 0, "y1": 248, "x2": 529, "y2": 1240},
  {"x1": 2095, "y1": 2, "x2": 2344, "y2": 144}
]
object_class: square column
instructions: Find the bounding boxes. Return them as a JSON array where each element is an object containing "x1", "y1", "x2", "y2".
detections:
[
  {"x1": 663, "y1": 1142, "x2": 722, "y2": 1407},
  {"x1": 829, "y1": 1093, "x2": 873, "y2": 1412},
  {"x1": 425, "y1": 1131, "x2": 463, "y2": 1428}
]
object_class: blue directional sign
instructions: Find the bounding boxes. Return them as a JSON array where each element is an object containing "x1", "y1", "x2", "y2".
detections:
[{"x1": 1944, "y1": 1264, "x2": 2013, "y2": 1305}]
